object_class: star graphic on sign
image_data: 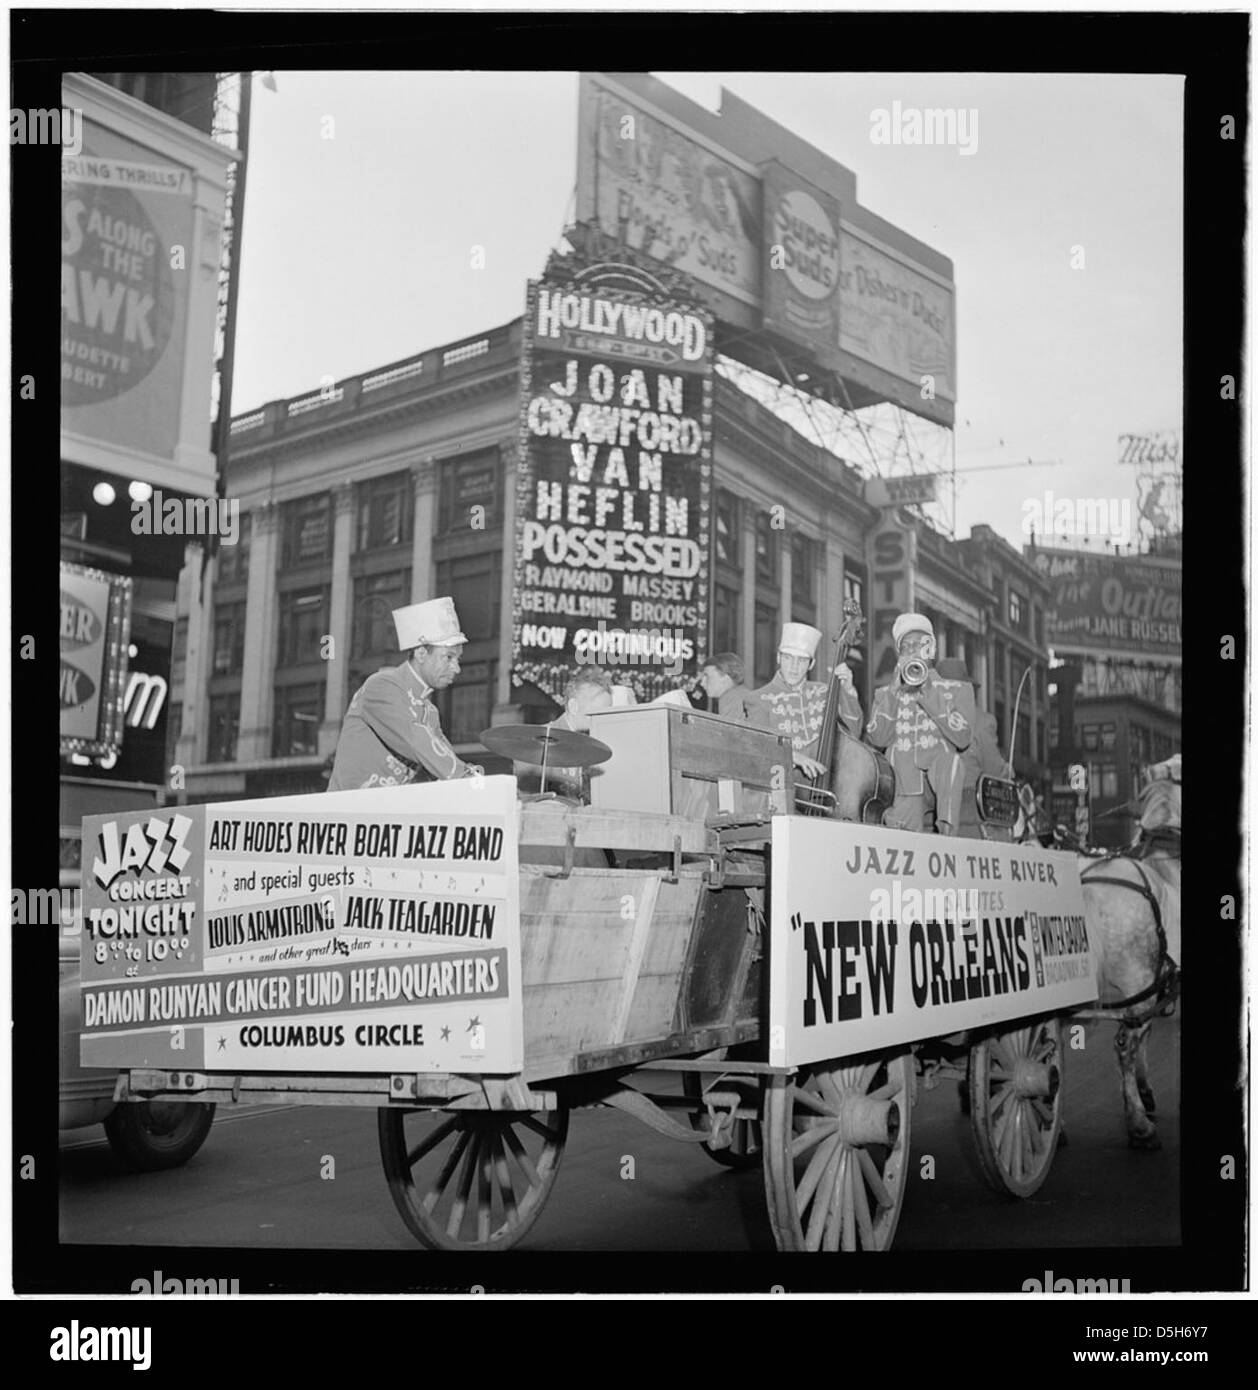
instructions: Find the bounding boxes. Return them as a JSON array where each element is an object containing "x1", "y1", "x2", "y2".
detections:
[
  {"x1": 466, "y1": 1016, "x2": 481, "y2": 1033},
  {"x1": 440, "y1": 1026, "x2": 451, "y2": 1042},
  {"x1": 217, "y1": 1036, "x2": 226, "y2": 1051}
]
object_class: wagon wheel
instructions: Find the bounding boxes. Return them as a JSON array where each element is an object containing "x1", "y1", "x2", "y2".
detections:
[
  {"x1": 682, "y1": 1057, "x2": 764, "y2": 1170},
  {"x1": 968, "y1": 1015, "x2": 1063, "y2": 1198},
  {"x1": 378, "y1": 1104, "x2": 568, "y2": 1251},
  {"x1": 763, "y1": 1051, "x2": 913, "y2": 1251}
]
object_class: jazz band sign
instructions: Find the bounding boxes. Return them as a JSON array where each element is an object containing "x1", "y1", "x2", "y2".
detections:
[
  {"x1": 512, "y1": 278, "x2": 714, "y2": 701},
  {"x1": 769, "y1": 821, "x2": 1096, "y2": 1067},
  {"x1": 79, "y1": 779, "x2": 524, "y2": 1074}
]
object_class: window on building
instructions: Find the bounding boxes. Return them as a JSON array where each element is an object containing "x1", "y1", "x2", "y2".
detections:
[
  {"x1": 278, "y1": 588, "x2": 329, "y2": 665},
  {"x1": 272, "y1": 683, "x2": 324, "y2": 758},
  {"x1": 282, "y1": 494, "x2": 332, "y2": 567},
  {"x1": 435, "y1": 552, "x2": 501, "y2": 642},
  {"x1": 714, "y1": 490, "x2": 740, "y2": 568},
  {"x1": 212, "y1": 601, "x2": 247, "y2": 675},
  {"x1": 791, "y1": 534, "x2": 817, "y2": 614},
  {"x1": 994, "y1": 700, "x2": 1006, "y2": 749},
  {"x1": 207, "y1": 692, "x2": 240, "y2": 763},
  {"x1": 712, "y1": 581, "x2": 741, "y2": 656},
  {"x1": 1009, "y1": 589, "x2": 1025, "y2": 630},
  {"x1": 357, "y1": 473, "x2": 413, "y2": 552},
  {"x1": 1100, "y1": 722, "x2": 1117, "y2": 750},
  {"x1": 1017, "y1": 711, "x2": 1032, "y2": 759},
  {"x1": 1080, "y1": 723, "x2": 1100, "y2": 752},
  {"x1": 843, "y1": 567, "x2": 865, "y2": 617},
  {"x1": 217, "y1": 511, "x2": 251, "y2": 585},
  {"x1": 755, "y1": 513, "x2": 778, "y2": 586},
  {"x1": 1096, "y1": 762, "x2": 1120, "y2": 800},
  {"x1": 993, "y1": 639, "x2": 1007, "y2": 692},
  {"x1": 352, "y1": 570, "x2": 411, "y2": 657},
  {"x1": 435, "y1": 660, "x2": 497, "y2": 744},
  {"x1": 754, "y1": 601, "x2": 779, "y2": 686},
  {"x1": 1032, "y1": 603, "x2": 1043, "y2": 645},
  {"x1": 1049, "y1": 707, "x2": 1060, "y2": 750},
  {"x1": 1036, "y1": 719, "x2": 1047, "y2": 765},
  {"x1": 438, "y1": 451, "x2": 500, "y2": 534}
]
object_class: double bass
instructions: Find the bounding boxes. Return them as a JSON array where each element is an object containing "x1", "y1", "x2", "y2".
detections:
[{"x1": 794, "y1": 600, "x2": 895, "y2": 824}]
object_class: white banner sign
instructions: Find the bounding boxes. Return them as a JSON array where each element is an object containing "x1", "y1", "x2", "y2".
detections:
[{"x1": 769, "y1": 821, "x2": 1095, "y2": 1067}]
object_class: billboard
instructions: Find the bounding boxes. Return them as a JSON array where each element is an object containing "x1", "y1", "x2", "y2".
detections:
[
  {"x1": 762, "y1": 160, "x2": 842, "y2": 361},
  {"x1": 511, "y1": 276, "x2": 713, "y2": 701},
  {"x1": 769, "y1": 821, "x2": 1096, "y2": 1068},
  {"x1": 839, "y1": 230, "x2": 956, "y2": 404},
  {"x1": 575, "y1": 74, "x2": 957, "y2": 423},
  {"x1": 1029, "y1": 548, "x2": 1182, "y2": 659},
  {"x1": 61, "y1": 117, "x2": 194, "y2": 466},
  {"x1": 576, "y1": 75, "x2": 762, "y2": 311},
  {"x1": 79, "y1": 779, "x2": 524, "y2": 1074},
  {"x1": 60, "y1": 561, "x2": 132, "y2": 759}
]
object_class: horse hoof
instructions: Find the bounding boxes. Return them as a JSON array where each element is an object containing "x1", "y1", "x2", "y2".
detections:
[{"x1": 1128, "y1": 1130, "x2": 1162, "y2": 1152}]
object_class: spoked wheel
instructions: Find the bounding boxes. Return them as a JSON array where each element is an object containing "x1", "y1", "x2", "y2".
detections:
[
  {"x1": 969, "y1": 1015, "x2": 1063, "y2": 1198},
  {"x1": 682, "y1": 1057, "x2": 764, "y2": 1170},
  {"x1": 764, "y1": 1051, "x2": 913, "y2": 1252},
  {"x1": 378, "y1": 1104, "x2": 568, "y2": 1251}
]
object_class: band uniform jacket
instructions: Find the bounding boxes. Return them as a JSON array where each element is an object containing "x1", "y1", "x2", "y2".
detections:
[
  {"x1": 866, "y1": 675, "x2": 975, "y2": 829},
  {"x1": 328, "y1": 660, "x2": 476, "y2": 792},
  {"x1": 745, "y1": 672, "x2": 862, "y2": 759}
]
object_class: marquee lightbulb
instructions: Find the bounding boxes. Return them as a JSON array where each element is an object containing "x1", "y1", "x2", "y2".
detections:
[
  {"x1": 92, "y1": 482, "x2": 116, "y2": 506},
  {"x1": 129, "y1": 481, "x2": 153, "y2": 502}
]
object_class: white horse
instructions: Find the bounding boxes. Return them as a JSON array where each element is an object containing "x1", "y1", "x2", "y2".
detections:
[{"x1": 1077, "y1": 757, "x2": 1181, "y2": 1148}]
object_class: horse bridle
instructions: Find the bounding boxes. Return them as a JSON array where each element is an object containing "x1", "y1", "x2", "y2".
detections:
[{"x1": 1080, "y1": 852, "x2": 1180, "y2": 1013}]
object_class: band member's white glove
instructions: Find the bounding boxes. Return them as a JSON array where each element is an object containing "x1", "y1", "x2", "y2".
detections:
[
  {"x1": 793, "y1": 752, "x2": 827, "y2": 779},
  {"x1": 835, "y1": 662, "x2": 855, "y2": 687}
]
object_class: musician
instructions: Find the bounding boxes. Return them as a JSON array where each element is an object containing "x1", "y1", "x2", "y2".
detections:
[
  {"x1": 327, "y1": 597, "x2": 483, "y2": 791},
  {"x1": 512, "y1": 666, "x2": 613, "y2": 802},
  {"x1": 866, "y1": 614, "x2": 974, "y2": 834},
  {"x1": 699, "y1": 651, "x2": 752, "y2": 720},
  {"x1": 936, "y1": 657, "x2": 1007, "y2": 839},
  {"x1": 746, "y1": 622, "x2": 862, "y2": 779}
]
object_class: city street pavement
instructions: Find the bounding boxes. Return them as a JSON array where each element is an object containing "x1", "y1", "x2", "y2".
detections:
[{"x1": 59, "y1": 1015, "x2": 1179, "y2": 1255}]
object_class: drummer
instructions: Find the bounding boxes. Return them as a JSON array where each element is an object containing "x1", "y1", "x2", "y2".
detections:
[
  {"x1": 512, "y1": 666, "x2": 613, "y2": 801},
  {"x1": 327, "y1": 597, "x2": 483, "y2": 791}
]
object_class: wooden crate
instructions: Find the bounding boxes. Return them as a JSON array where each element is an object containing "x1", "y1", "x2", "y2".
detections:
[
  {"x1": 518, "y1": 865, "x2": 707, "y2": 1081},
  {"x1": 587, "y1": 706, "x2": 794, "y2": 819}
]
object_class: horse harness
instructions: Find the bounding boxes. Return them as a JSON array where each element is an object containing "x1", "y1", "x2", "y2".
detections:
[{"x1": 1080, "y1": 848, "x2": 1180, "y2": 1014}]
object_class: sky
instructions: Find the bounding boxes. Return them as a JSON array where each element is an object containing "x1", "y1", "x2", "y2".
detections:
[{"x1": 230, "y1": 69, "x2": 1183, "y2": 552}]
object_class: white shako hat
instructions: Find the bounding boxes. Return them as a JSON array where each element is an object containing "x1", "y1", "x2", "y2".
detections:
[
  {"x1": 779, "y1": 622, "x2": 823, "y2": 660},
  {"x1": 392, "y1": 597, "x2": 467, "y2": 650},
  {"x1": 892, "y1": 612, "x2": 934, "y2": 645}
]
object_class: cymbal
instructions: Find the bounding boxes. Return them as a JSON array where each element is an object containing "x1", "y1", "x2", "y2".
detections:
[{"x1": 479, "y1": 724, "x2": 613, "y2": 768}]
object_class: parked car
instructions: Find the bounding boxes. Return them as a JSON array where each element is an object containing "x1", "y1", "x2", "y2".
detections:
[{"x1": 58, "y1": 844, "x2": 214, "y2": 1170}]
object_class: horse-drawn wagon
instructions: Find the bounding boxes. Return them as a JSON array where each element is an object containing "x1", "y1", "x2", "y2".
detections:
[{"x1": 78, "y1": 702, "x2": 1132, "y2": 1253}]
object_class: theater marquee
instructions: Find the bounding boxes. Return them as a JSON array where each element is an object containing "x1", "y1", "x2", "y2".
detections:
[{"x1": 512, "y1": 276, "x2": 714, "y2": 702}]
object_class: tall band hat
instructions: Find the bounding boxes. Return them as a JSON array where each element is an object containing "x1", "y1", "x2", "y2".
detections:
[
  {"x1": 892, "y1": 612, "x2": 934, "y2": 646},
  {"x1": 392, "y1": 597, "x2": 468, "y2": 650},
  {"x1": 779, "y1": 622, "x2": 823, "y2": 660}
]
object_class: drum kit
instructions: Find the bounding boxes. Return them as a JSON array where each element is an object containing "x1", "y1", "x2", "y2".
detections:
[{"x1": 479, "y1": 723, "x2": 612, "y2": 798}]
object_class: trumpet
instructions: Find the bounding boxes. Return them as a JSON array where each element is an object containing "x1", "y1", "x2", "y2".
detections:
[{"x1": 901, "y1": 658, "x2": 929, "y2": 686}]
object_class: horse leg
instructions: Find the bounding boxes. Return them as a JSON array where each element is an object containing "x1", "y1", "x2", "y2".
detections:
[
  {"x1": 1134, "y1": 1022, "x2": 1156, "y2": 1116},
  {"x1": 1115, "y1": 1023, "x2": 1160, "y2": 1150}
]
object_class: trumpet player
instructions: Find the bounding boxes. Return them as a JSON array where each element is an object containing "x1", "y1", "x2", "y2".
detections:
[{"x1": 865, "y1": 613, "x2": 974, "y2": 834}]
